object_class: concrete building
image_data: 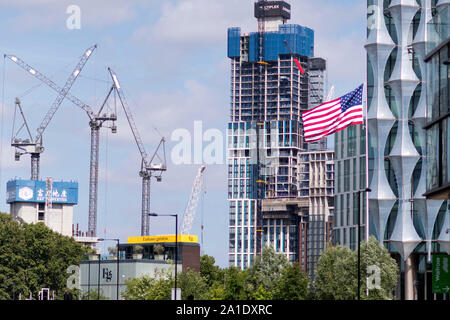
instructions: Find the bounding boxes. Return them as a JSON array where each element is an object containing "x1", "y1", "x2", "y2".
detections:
[
  {"x1": 298, "y1": 149, "x2": 334, "y2": 278},
  {"x1": 80, "y1": 235, "x2": 200, "y2": 300},
  {"x1": 227, "y1": 1, "x2": 333, "y2": 275},
  {"x1": 334, "y1": 0, "x2": 449, "y2": 300},
  {"x1": 6, "y1": 179, "x2": 78, "y2": 237},
  {"x1": 307, "y1": 58, "x2": 328, "y2": 152}
]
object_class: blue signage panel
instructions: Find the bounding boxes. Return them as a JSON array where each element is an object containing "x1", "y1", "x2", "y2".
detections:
[{"x1": 6, "y1": 179, "x2": 78, "y2": 204}]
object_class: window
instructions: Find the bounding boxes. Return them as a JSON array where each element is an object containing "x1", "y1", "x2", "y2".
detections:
[
  {"x1": 346, "y1": 194, "x2": 350, "y2": 227},
  {"x1": 348, "y1": 126, "x2": 356, "y2": 157},
  {"x1": 360, "y1": 157, "x2": 366, "y2": 188},
  {"x1": 447, "y1": 118, "x2": 450, "y2": 185},
  {"x1": 360, "y1": 126, "x2": 366, "y2": 155},
  {"x1": 353, "y1": 193, "x2": 359, "y2": 226},
  {"x1": 344, "y1": 160, "x2": 350, "y2": 192},
  {"x1": 425, "y1": 43, "x2": 450, "y2": 196}
]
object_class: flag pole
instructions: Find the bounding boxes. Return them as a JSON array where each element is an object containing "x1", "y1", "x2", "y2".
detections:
[
  {"x1": 364, "y1": 80, "x2": 370, "y2": 298},
  {"x1": 360, "y1": 81, "x2": 369, "y2": 242}
]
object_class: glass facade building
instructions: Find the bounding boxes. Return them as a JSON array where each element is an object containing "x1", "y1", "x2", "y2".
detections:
[
  {"x1": 424, "y1": 0, "x2": 450, "y2": 200},
  {"x1": 335, "y1": 0, "x2": 449, "y2": 300}
]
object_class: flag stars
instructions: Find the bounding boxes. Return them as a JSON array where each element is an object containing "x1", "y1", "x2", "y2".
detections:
[{"x1": 341, "y1": 84, "x2": 363, "y2": 112}]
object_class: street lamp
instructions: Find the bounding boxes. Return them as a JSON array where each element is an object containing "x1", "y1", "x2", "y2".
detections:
[
  {"x1": 148, "y1": 213, "x2": 178, "y2": 300},
  {"x1": 98, "y1": 238, "x2": 120, "y2": 300},
  {"x1": 97, "y1": 252, "x2": 101, "y2": 300},
  {"x1": 355, "y1": 188, "x2": 371, "y2": 300}
]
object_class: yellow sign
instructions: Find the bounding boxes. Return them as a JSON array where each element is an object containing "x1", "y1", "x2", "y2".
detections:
[{"x1": 127, "y1": 234, "x2": 198, "y2": 244}]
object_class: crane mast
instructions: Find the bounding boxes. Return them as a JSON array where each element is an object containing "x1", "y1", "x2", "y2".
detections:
[
  {"x1": 181, "y1": 165, "x2": 206, "y2": 235},
  {"x1": 108, "y1": 68, "x2": 167, "y2": 236}
]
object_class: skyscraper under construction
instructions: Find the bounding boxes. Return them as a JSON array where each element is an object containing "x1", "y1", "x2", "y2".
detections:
[{"x1": 227, "y1": 1, "x2": 334, "y2": 276}]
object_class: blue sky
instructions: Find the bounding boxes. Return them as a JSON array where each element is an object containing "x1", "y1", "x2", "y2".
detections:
[{"x1": 0, "y1": 0, "x2": 366, "y2": 267}]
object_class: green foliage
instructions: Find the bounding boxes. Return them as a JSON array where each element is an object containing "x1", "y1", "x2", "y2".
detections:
[
  {"x1": 222, "y1": 267, "x2": 250, "y2": 300},
  {"x1": 205, "y1": 281, "x2": 226, "y2": 300},
  {"x1": 122, "y1": 268, "x2": 173, "y2": 300},
  {"x1": 253, "y1": 285, "x2": 273, "y2": 300},
  {"x1": 178, "y1": 268, "x2": 208, "y2": 300},
  {"x1": 313, "y1": 236, "x2": 398, "y2": 300},
  {"x1": 314, "y1": 245, "x2": 357, "y2": 300},
  {"x1": 80, "y1": 289, "x2": 109, "y2": 300},
  {"x1": 200, "y1": 255, "x2": 222, "y2": 286},
  {"x1": 246, "y1": 245, "x2": 290, "y2": 295},
  {"x1": 360, "y1": 236, "x2": 398, "y2": 300},
  {"x1": 0, "y1": 212, "x2": 86, "y2": 300},
  {"x1": 122, "y1": 238, "x2": 397, "y2": 301},
  {"x1": 273, "y1": 262, "x2": 309, "y2": 300}
]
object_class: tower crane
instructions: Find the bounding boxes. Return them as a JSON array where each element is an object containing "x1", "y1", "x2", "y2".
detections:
[
  {"x1": 6, "y1": 48, "x2": 118, "y2": 237},
  {"x1": 8, "y1": 45, "x2": 97, "y2": 180},
  {"x1": 181, "y1": 165, "x2": 206, "y2": 235},
  {"x1": 107, "y1": 68, "x2": 167, "y2": 236},
  {"x1": 326, "y1": 85, "x2": 335, "y2": 102}
]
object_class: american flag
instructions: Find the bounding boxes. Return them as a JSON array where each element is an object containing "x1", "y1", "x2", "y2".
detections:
[{"x1": 302, "y1": 84, "x2": 364, "y2": 142}]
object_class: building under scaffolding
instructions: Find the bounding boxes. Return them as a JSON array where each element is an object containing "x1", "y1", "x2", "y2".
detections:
[{"x1": 226, "y1": 1, "x2": 334, "y2": 274}]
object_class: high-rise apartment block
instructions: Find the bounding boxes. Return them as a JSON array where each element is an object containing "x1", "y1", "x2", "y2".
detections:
[{"x1": 227, "y1": 1, "x2": 333, "y2": 276}]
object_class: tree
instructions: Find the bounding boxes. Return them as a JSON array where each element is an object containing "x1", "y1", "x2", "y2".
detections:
[
  {"x1": 314, "y1": 245, "x2": 356, "y2": 300},
  {"x1": 273, "y1": 262, "x2": 309, "y2": 300},
  {"x1": 246, "y1": 245, "x2": 290, "y2": 296},
  {"x1": 206, "y1": 281, "x2": 226, "y2": 300},
  {"x1": 313, "y1": 236, "x2": 398, "y2": 300},
  {"x1": 200, "y1": 255, "x2": 222, "y2": 287},
  {"x1": 253, "y1": 285, "x2": 273, "y2": 300},
  {"x1": 0, "y1": 213, "x2": 28, "y2": 300},
  {"x1": 0, "y1": 212, "x2": 86, "y2": 300},
  {"x1": 359, "y1": 236, "x2": 398, "y2": 300},
  {"x1": 178, "y1": 268, "x2": 208, "y2": 300},
  {"x1": 122, "y1": 268, "x2": 173, "y2": 300},
  {"x1": 222, "y1": 267, "x2": 250, "y2": 300}
]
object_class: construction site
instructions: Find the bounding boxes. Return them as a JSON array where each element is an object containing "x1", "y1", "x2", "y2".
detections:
[
  {"x1": 1, "y1": 44, "x2": 208, "y2": 298},
  {"x1": 2, "y1": 0, "x2": 334, "y2": 289}
]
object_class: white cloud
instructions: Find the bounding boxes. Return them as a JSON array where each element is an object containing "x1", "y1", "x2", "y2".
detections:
[
  {"x1": 108, "y1": 75, "x2": 226, "y2": 147},
  {"x1": 0, "y1": 0, "x2": 148, "y2": 31},
  {"x1": 291, "y1": 0, "x2": 367, "y2": 93},
  {"x1": 132, "y1": 0, "x2": 366, "y2": 95},
  {"x1": 133, "y1": 0, "x2": 254, "y2": 48}
]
